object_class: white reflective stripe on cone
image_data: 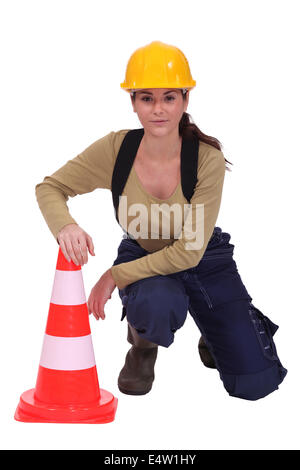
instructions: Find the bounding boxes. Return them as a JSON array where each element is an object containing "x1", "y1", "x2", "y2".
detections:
[
  {"x1": 50, "y1": 270, "x2": 86, "y2": 305},
  {"x1": 39, "y1": 334, "x2": 96, "y2": 371}
]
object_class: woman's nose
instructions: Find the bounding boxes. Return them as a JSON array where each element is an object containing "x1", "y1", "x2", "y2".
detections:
[
  {"x1": 153, "y1": 102, "x2": 164, "y2": 114},
  {"x1": 153, "y1": 105, "x2": 164, "y2": 116}
]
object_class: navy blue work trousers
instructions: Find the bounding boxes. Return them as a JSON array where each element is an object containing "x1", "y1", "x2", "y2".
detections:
[{"x1": 112, "y1": 227, "x2": 287, "y2": 401}]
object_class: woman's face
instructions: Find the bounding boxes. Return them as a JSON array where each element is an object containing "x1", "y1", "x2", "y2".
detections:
[{"x1": 131, "y1": 88, "x2": 189, "y2": 137}]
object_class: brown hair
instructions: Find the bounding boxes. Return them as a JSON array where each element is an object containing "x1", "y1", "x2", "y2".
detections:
[{"x1": 131, "y1": 90, "x2": 233, "y2": 172}]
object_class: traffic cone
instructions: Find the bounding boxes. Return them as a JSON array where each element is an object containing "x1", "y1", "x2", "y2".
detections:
[{"x1": 15, "y1": 247, "x2": 118, "y2": 423}]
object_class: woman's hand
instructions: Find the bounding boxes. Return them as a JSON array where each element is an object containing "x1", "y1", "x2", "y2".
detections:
[
  {"x1": 87, "y1": 268, "x2": 116, "y2": 320},
  {"x1": 57, "y1": 223, "x2": 95, "y2": 265}
]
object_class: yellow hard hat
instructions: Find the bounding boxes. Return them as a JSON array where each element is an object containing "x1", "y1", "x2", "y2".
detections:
[{"x1": 120, "y1": 41, "x2": 196, "y2": 92}]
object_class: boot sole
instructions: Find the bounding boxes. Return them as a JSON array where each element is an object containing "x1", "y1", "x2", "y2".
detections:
[{"x1": 118, "y1": 384, "x2": 153, "y2": 396}]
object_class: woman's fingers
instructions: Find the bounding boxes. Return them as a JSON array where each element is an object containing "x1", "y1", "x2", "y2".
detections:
[
  {"x1": 88, "y1": 299, "x2": 99, "y2": 321},
  {"x1": 64, "y1": 238, "x2": 79, "y2": 265},
  {"x1": 88, "y1": 298, "x2": 105, "y2": 321},
  {"x1": 71, "y1": 239, "x2": 84, "y2": 265},
  {"x1": 92, "y1": 301, "x2": 105, "y2": 320},
  {"x1": 64, "y1": 237, "x2": 84, "y2": 266},
  {"x1": 98, "y1": 300, "x2": 106, "y2": 320},
  {"x1": 96, "y1": 301, "x2": 104, "y2": 320},
  {"x1": 87, "y1": 292, "x2": 104, "y2": 321},
  {"x1": 87, "y1": 277, "x2": 112, "y2": 323},
  {"x1": 57, "y1": 225, "x2": 95, "y2": 266},
  {"x1": 78, "y1": 237, "x2": 88, "y2": 264},
  {"x1": 86, "y1": 235, "x2": 95, "y2": 256}
]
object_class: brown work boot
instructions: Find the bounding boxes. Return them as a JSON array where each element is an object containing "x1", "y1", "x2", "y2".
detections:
[
  {"x1": 198, "y1": 336, "x2": 217, "y2": 369},
  {"x1": 118, "y1": 323, "x2": 158, "y2": 395}
]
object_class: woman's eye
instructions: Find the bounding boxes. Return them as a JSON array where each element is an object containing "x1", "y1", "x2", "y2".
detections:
[{"x1": 141, "y1": 96, "x2": 175, "y2": 102}]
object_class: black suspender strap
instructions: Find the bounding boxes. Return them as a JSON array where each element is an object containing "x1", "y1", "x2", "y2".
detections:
[
  {"x1": 180, "y1": 136, "x2": 199, "y2": 203},
  {"x1": 111, "y1": 128, "x2": 144, "y2": 225},
  {"x1": 111, "y1": 128, "x2": 199, "y2": 232}
]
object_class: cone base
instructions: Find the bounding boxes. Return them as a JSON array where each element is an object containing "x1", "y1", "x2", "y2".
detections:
[{"x1": 14, "y1": 388, "x2": 118, "y2": 424}]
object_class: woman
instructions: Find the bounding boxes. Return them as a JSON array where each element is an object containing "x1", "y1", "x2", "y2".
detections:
[{"x1": 35, "y1": 41, "x2": 287, "y2": 401}]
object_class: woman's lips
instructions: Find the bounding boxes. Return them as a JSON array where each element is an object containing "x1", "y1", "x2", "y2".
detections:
[{"x1": 151, "y1": 120, "x2": 168, "y2": 124}]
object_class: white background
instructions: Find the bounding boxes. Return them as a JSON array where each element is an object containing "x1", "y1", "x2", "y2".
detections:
[{"x1": 1, "y1": 0, "x2": 299, "y2": 451}]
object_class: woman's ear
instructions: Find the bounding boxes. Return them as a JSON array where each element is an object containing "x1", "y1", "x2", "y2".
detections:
[
  {"x1": 183, "y1": 91, "x2": 189, "y2": 112},
  {"x1": 130, "y1": 94, "x2": 137, "y2": 113}
]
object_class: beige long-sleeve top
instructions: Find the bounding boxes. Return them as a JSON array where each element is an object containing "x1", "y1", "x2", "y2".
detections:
[{"x1": 35, "y1": 129, "x2": 226, "y2": 290}]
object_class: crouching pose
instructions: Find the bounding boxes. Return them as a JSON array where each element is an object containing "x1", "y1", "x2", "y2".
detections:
[{"x1": 35, "y1": 41, "x2": 287, "y2": 401}]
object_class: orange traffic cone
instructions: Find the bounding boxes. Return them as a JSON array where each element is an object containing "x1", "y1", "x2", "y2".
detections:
[{"x1": 15, "y1": 247, "x2": 118, "y2": 423}]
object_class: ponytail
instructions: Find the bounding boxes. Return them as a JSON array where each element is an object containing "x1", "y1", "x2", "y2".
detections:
[{"x1": 179, "y1": 110, "x2": 233, "y2": 172}]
